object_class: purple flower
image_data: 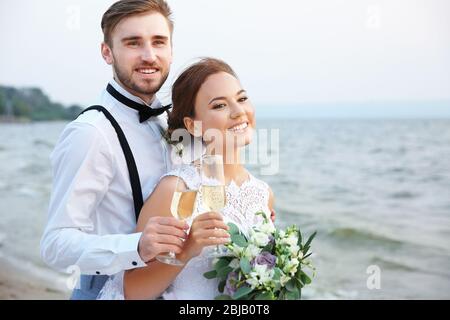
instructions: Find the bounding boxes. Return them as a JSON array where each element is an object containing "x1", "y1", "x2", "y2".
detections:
[
  {"x1": 251, "y1": 252, "x2": 276, "y2": 269},
  {"x1": 225, "y1": 272, "x2": 238, "y2": 296}
]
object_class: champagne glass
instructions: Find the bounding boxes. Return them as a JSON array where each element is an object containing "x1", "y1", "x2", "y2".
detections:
[
  {"x1": 156, "y1": 168, "x2": 198, "y2": 266},
  {"x1": 200, "y1": 155, "x2": 228, "y2": 257}
]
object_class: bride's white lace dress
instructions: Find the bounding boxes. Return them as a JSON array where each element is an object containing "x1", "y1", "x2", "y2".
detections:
[{"x1": 98, "y1": 164, "x2": 273, "y2": 300}]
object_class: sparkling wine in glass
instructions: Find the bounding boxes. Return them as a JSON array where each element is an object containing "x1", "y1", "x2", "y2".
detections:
[
  {"x1": 156, "y1": 172, "x2": 198, "y2": 266},
  {"x1": 201, "y1": 155, "x2": 228, "y2": 257}
]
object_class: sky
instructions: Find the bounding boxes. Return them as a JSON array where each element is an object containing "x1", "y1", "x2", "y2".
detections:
[{"x1": 1, "y1": 0, "x2": 449, "y2": 118}]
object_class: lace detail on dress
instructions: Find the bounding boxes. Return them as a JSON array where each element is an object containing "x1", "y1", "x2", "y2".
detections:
[
  {"x1": 97, "y1": 272, "x2": 125, "y2": 300},
  {"x1": 221, "y1": 177, "x2": 271, "y2": 237},
  {"x1": 161, "y1": 164, "x2": 201, "y2": 191},
  {"x1": 98, "y1": 164, "x2": 273, "y2": 300}
]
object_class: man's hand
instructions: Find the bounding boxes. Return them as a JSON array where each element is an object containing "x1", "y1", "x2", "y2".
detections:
[{"x1": 138, "y1": 216, "x2": 189, "y2": 263}]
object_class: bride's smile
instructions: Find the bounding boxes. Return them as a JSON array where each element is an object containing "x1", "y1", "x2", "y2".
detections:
[{"x1": 227, "y1": 121, "x2": 249, "y2": 133}]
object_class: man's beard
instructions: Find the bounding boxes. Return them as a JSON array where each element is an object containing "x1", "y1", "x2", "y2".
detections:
[{"x1": 113, "y1": 60, "x2": 169, "y2": 97}]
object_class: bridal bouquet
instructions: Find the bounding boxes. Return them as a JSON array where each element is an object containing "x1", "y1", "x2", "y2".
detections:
[{"x1": 203, "y1": 212, "x2": 316, "y2": 300}]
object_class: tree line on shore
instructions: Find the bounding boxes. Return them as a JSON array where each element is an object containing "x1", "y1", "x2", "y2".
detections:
[{"x1": 0, "y1": 85, "x2": 82, "y2": 121}]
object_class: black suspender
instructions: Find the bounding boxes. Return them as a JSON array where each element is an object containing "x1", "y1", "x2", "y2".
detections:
[{"x1": 79, "y1": 106, "x2": 144, "y2": 221}]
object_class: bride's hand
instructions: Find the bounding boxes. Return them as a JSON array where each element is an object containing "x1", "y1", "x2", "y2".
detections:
[{"x1": 178, "y1": 212, "x2": 230, "y2": 262}]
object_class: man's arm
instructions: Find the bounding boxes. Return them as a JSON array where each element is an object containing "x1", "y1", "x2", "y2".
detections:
[{"x1": 40, "y1": 121, "x2": 146, "y2": 275}]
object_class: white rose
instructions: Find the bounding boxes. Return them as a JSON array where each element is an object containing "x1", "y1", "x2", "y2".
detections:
[
  {"x1": 252, "y1": 264, "x2": 267, "y2": 278},
  {"x1": 259, "y1": 222, "x2": 276, "y2": 235},
  {"x1": 244, "y1": 244, "x2": 261, "y2": 260},
  {"x1": 251, "y1": 231, "x2": 270, "y2": 247}
]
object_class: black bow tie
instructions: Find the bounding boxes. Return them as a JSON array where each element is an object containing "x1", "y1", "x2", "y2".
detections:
[{"x1": 106, "y1": 84, "x2": 172, "y2": 123}]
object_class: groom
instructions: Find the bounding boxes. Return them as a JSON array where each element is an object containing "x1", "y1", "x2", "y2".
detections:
[{"x1": 40, "y1": 0, "x2": 188, "y2": 299}]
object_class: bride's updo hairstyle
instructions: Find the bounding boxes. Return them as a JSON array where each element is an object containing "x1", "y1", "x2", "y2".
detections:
[{"x1": 167, "y1": 58, "x2": 238, "y2": 137}]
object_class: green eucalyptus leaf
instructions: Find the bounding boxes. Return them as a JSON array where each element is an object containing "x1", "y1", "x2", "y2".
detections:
[
  {"x1": 232, "y1": 234, "x2": 248, "y2": 247},
  {"x1": 247, "y1": 292, "x2": 258, "y2": 300},
  {"x1": 286, "y1": 289, "x2": 300, "y2": 300},
  {"x1": 285, "y1": 279, "x2": 297, "y2": 292},
  {"x1": 232, "y1": 286, "x2": 253, "y2": 300},
  {"x1": 218, "y1": 280, "x2": 226, "y2": 293},
  {"x1": 228, "y1": 223, "x2": 240, "y2": 236},
  {"x1": 217, "y1": 266, "x2": 233, "y2": 280},
  {"x1": 215, "y1": 294, "x2": 232, "y2": 300},
  {"x1": 214, "y1": 258, "x2": 230, "y2": 271},
  {"x1": 300, "y1": 271, "x2": 312, "y2": 284},
  {"x1": 295, "y1": 273, "x2": 304, "y2": 287},
  {"x1": 279, "y1": 288, "x2": 287, "y2": 300},
  {"x1": 274, "y1": 281, "x2": 282, "y2": 291},
  {"x1": 295, "y1": 276, "x2": 305, "y2": 288},
  {"x1": 203, "y1": 270, "x2": 217, "y2": 279},
  {"x1": 240, "y1": 257, "x2": 252, "y2": 274},
  {"x1": 273, "y1": 268, "x2": 282, "y2": 281},
  {"x1": 255, "y1": 291, "x2": 274, "y2": 300}
]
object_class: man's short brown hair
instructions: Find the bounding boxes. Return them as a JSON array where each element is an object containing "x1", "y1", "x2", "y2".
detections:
[{"x1": 101, "y1": 0, "x2": 174, "y2": 46}]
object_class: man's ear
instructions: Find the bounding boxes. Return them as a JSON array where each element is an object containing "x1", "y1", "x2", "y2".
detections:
[{"x1": 101, "y1": 42, "x2": 114, "y2": 65}]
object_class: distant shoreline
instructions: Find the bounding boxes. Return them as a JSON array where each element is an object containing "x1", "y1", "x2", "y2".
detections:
[
  {"x1": 0, "y1": 117, "x2": 69, "y2": 124},
  {"x1": 0, "y1": 117, "x2": 33, "y2": 124}
]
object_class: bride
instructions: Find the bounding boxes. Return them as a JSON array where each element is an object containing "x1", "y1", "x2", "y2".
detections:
[{"x1": 98, "y1": 57, "x2": 275, "y2": 300}]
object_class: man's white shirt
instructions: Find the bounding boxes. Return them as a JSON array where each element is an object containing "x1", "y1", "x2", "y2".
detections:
[{"x1": 41, "y1": 79, "x2": 173, "y2": 276}]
